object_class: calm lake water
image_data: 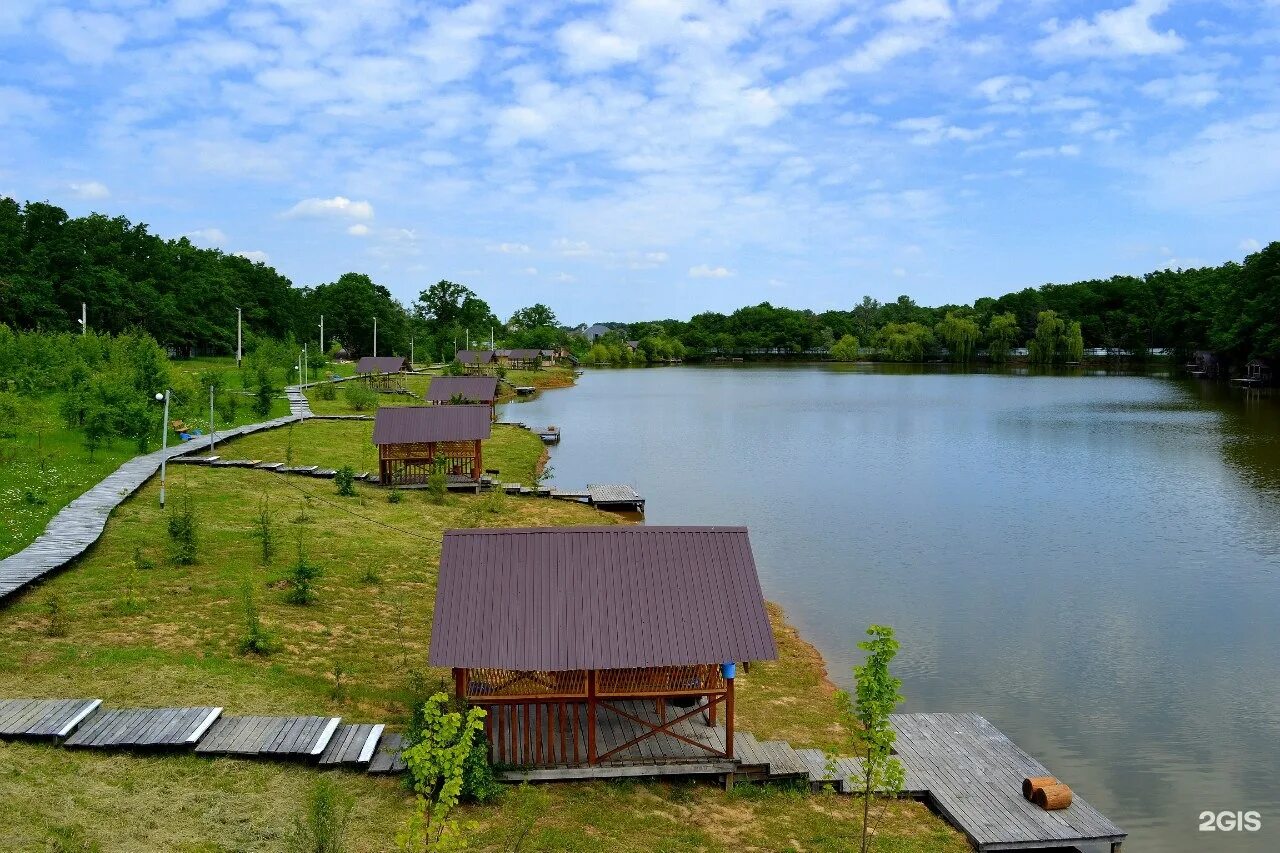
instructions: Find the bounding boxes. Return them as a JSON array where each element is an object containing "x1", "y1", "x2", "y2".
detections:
[{"x1": 504, "y1": 364, "x2": 1280, "y2": 853}]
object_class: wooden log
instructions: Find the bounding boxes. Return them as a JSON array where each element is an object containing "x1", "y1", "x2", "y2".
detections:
[
  {"x1": 1033, "y1": 782, "x2": 1073, "y2": 810},
  {"x1": 1023, "y1": 775, "x2": 1058, "y2": 800}
]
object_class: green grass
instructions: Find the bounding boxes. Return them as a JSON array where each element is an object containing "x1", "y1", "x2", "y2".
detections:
[
  {"x1": 214, "y1": 421, "x2": 546, "y2": 484},
  {"x1": 0, "y1": 419, "x2": 965, "y2": 852},
  {"x1": 304, "y1": 374, "x2": 440, "y2": 416}
]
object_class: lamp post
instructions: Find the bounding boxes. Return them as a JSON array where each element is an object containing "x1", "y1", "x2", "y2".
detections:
[
  {"x1": 209, "y1": 385, "x2": 216, "y2": 452},
  {"x1": 79, "y1": 303, "x2": 87, "y2": 336},
  {"x1": 303, "y1": 343, "x2": 308, "y2": 386},
  {"x1": 319, "y1": 314, "x2": 324, "y2": 353},
  {"x1": 236, "y1": 307, "x2": 242, "y2": 367},
  {"x1": 373, "y1": 316, "x2": 378, "y2": 358},
  {"x1": 156, "y1": 391, "x2": 170, "y2": 507}
]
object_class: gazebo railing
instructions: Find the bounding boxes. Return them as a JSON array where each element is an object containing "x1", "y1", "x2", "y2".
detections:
[{"x1": 462, "y1": 666, "x2": 723, "y2": 700}]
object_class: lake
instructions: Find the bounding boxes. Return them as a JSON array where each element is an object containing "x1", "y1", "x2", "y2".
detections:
[{"x1": 503, "y1": 364, "x2": 1280, "y2": 853}]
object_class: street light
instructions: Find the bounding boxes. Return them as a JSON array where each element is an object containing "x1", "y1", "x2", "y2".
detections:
[{"x1": 155, "y1": 391, "x2": 170, "y2": 507}]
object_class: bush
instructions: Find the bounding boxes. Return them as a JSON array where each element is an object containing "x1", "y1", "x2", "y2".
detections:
[
  {"x1": 291, "y1": 777, "x2": 353, "y2": 853},
  {"x1": 343, "y1": 383, "x2": 377, "y2": 412},
  {"x1": 316, "y1": 381, "x2": 337, "y2": 401},
  {"x1": 253, "y1": 494, "x2": 276, "y2": 564},
  {"x1": 426, "y1": 453, "x2": 447, "y2": 504},
  {"x1": 286, "y1": 541, "x2": 324, "y2": 605},
  {"x1": 334, "y1": 466, "x2": 356, "y2": 497},
  {"x1": 388, "y1": 486, "x2": 403, "y2": 504},
  {"x1": 132, "y1": 547, "x2": 155, "y2": 571},
  {"x1": 166, "y1": 495, "x2": 199, "y2": 565}
]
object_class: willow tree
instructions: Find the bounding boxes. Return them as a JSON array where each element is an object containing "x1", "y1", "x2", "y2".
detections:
[
  {"x1": 1028, "y1": 310, "x2": 1067, "y2": 364},
  {"x1": 875, "y1": 322, "x2": 935, "y2": 362},
  {"x1": 935, "y1": 312, "x2": 981, "y2": 363},
  {"x1": 985, "y1": 312, "x2": 1019, "y2": 363},
  {"x1": 830, "y1": 334, "x2": 860, "y2": 362},
  {"x1": 1065, "y1": 321, "x2": 1085, "y2": 362}
]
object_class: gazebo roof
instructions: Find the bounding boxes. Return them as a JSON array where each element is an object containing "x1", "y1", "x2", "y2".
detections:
[
  {"x1": 425, "y1": 376, "x2": 499, "y2": 404},
  {"x1": 355, "y1": 356, "x2": 407, "y2": 374},
  {"x1": 429, "y1": 526, "x2": 778, "y2": 671},
  {"x1": 456, "y1": 349, "x2": 494, "y2": 364},
  {"x1": 371, "y1": 405, "x2": 492, "y2": 445}
]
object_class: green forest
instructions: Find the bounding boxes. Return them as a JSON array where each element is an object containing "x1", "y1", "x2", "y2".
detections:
[{"x1": 2, "y1": 197, "x2": 1277, "y2": 368}]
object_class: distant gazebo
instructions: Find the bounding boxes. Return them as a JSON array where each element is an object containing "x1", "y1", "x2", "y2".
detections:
[
  {"x1": 456, "y1": 350, "x2": 494, "y2": 371},
  {"x1": 429, "y1": 526, "x2": 778, "y2": 768},
  {"x1": 355, "y1": 356, "x2": 409, "y2": 391},
  {"x1": 372, "y1": 405, "x2": 491, "y2": 485},
  {"x1": 426, "y1": 376, "x2": 499, "y2": 419}
]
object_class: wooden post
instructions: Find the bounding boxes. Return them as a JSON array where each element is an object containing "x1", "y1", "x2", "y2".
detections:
[
  {"x1": 708, "y1": 692, "x2": 717, "y2": 727},
  {"x1": 725, "y1": 676, "x2": 734, "y2": 758},
  {"x1": 453, "y1": 667, "x2": 466, "y2": 700},
  {"x1": 473, "y1": 439, "x2": 482, "y2": 481},
  {"x1": 1110, "y1": 844, "x2": 1122, "y2": 853},
  {"x1": 587, "y1": 669, "x2": 597, "y2": 764}
]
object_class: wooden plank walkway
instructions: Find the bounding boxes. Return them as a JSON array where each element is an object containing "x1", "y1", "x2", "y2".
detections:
[
  {"x1": 63, "y1": 706, "x2": 221, "y2": 749},
  {"x1": 318, "y1": 723, "x2": 384, "y2": 767},
  {"x1": 0, "y1": 698, "x2": 101, "y2": 739},
  {"x1": 194, "y1": 714, "x2": 340, "y2": 758},
  {"x1": 0, "y1": 386, "x2": 313, "y2": 602},
  {"x1": 891, "y1": 713, "x2": 1125, "y2": 851}
]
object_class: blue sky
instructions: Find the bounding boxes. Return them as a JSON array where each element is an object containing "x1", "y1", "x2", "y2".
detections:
[{"x1": 1, "y1": 1, "x2": 1278, "y2": 325}]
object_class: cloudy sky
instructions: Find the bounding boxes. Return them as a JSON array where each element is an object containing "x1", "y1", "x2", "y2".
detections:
[{"x1": 1, "y1": 1, "x2": 1277, "y2": 324}]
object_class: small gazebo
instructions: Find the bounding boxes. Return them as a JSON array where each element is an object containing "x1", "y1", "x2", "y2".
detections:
[
  {"x1": 372, "y1": 405, "x2": 491, "y2": 484},
  {"x1": 426, "y1": 376, "x2": 499, "y2": 419},
  {"x1": 355, "y1": 356, "x2": 409, "y2": 391},
  {"x1": 456, "y1": 350, "x2": 495, "y2": 371},
  {"x1": 429, "y1": 526, "x2": 778, "y2": 768}
]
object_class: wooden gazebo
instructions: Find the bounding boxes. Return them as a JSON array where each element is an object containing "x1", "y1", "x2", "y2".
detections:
[
  {"x1": 426, "y1": 376, "x2": 499, "y2": 419},
  {"x1": 371, "y1": 405, "x2": 491, "y2": 484},
  {"x1": 429, "y1": 526, "x2": 778, "y2": 768},
  {"x1": 355, "y1": 356, "x2": 408, "y2": 391},
  {"x1": 456, "y1": 350, "x2": 494, "y2": 371}
]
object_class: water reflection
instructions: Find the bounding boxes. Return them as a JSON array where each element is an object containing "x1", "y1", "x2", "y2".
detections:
[{"x1": 506, "y1": 365, "x2": 1280, "y2": 852}]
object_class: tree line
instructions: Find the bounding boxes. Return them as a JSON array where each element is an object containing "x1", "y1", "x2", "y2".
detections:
[{"x1": 3, "y1": 198, "x2": 1276, "y2": 368}]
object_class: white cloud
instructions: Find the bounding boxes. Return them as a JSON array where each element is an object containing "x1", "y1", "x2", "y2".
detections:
[
  {"x1": 976, "y1": 75, "x2": 1034, "y2": 104},
  {"x1": 522, "y1": 266, "x2": 538, "y2": 275},
  {"x1": 68, "y1": 180, "x2": 110, "y2": 200},
  {"x1": 41, "y1": 8, "x2": 128, "y2": 65},
  {"x1": 1035, "y1": 1, "x2": 1184, "y2": 60},
  {"x1": 284, "y1": 196, "x2": 374, "y2": 220},
  {"x1": 552, "y1": 272, "x2": 576, "y2": 283},
  {"x1": 490, "y1": 242, "x2": 530, "y2": 254},
  {"x1": 689, "y1": 264, "x2": 734, "y2": 279},
  {"x1": 184, "y1": 227, "x2": 226, "y2": 245},
  {"x1": 552, "y1": 238, "x2": 592, "y2": 257},
  {"x1": 557, "y1": 21, "x2": 641, "y2": 73},
  {"x1": 1143, "y1": 113, "x2": 1280, "y2": 207},
  {"x1": 1140, "y1": 74, "x2": 1220, "y2": 108},
  {"x1": 884, "y1": 0, "x2": 952, "y2": 23},
  {"x1": 235, "y1": 250, "x2": 269, "y2": 264},
  {"x1": 1016, "y1": 144, "x2": 1081, "y2": 158},
  {"x1": 895, "y1": 116, "x2": 992, "y2": 145},
  {"x1": 347, "y1": 224, "x2": 370, "y2": 236},
  {"x1": 1239, "y1": 238, "x2": 1261, "y2": 253}
]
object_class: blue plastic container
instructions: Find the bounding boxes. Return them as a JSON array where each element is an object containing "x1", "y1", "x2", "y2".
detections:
[{"x1": 721, "y1": 662, "x2": 736, "y2": 679}]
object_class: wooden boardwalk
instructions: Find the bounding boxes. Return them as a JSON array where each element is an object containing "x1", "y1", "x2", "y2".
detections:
[
  {"x1": 0, "y1": 387, "x2": 312, "y2": 602},
  {"x1": 0, "y1": 696, "x2": 1125, "y2": 849}
]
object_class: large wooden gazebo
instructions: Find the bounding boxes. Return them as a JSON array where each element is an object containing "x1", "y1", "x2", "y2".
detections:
[
  {"x1": 456, "y1": 350, "x2": 494, "y2": 371},
  {"x1": 429, "y1": 526, "x2": 778, "y2": 768},
  {"x1": 371, "y1": 405, "x2": 491, "y2": 484},
  {"x1": 425, "y1": 376, "x2": 499, "y2": 419}
]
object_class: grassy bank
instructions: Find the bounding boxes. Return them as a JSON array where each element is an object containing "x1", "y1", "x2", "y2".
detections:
[
  {"x1": 0, "y1": 426, "x2": 964, "y2": 851},
  {"x1": 303, "y1": 366, "x2": 578, "y2": 415}
]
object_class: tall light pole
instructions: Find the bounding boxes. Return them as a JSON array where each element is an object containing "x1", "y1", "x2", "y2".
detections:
[
  {"x1": 303, "y1": 343, "x2": 309, "y2": 386},
  {"x1": 156, "y1": 391, "x2": 170, "y2": 507},
  {"x1": 236, "y1": 307, "x2": 242, "y2": 368},
  {"x1": 373, "y1": 317, "x2": 378, "y2": 358},
  {"x1": 410, "y1": 337, "x2": 414, "y2": 368},
  {"x1": 318, "y1": 314, "x2": 324, "y2": 353},
  {"x1": 78, "y1": 302, "x2": 86, "y2": 336},
  {"x1": 209, "y1": 385, "x2": 216, "y2": 452}
]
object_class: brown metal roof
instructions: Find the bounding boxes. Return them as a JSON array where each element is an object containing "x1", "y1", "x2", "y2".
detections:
[
  {"x1": 425, "y1": 376, "x2": 498, "y2": 404},
  {"x1": 429, "y1": 526, "x2": 778, "y2": 671},
  {"x1": 355, "y1": 356, "x2": 407, "y2": 374},
  {"x1": 504, "y1": 348, "x2": 543, "y2": 360},
  {"x1": 371, "y1": 405, "x2": 492, "y2": 445},
  {"x1": 456, "y1": 349, "x2": 494, "y2": 364}
]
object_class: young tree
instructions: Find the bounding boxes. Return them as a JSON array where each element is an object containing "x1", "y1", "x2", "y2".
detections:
[
  {"x1": 836, "y1": 625, "x2": 905, "y2": 853},
  {"x1": 398, "y1": 693, "x2": 487, "y2": 852},
  {"x1": 1029, "y1": 310, "x2": 1066, "y2": 364},
  {"x1": 830, "y1": 334, "x2": 861, "y2": 362},
  {"x1": 1065, "y1": 320, "x2": 1085, "y2": 363}
]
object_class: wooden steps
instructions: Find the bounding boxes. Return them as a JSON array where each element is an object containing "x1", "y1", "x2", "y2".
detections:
[
  {"x1": 194, "y1": 714, "x2": 340, "y2": 758},
  {"x1": 318, "y1": 723, "x2": 384, "y2": 767},
  {"x1": 63, "y1": 706, "x2": 221, "y2": 749},
  {"x1": 0, "y1": 698, "x2": 101, "y2": 739}
]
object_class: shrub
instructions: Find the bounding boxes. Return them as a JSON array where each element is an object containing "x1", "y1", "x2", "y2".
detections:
[
  {"x1": 254, "y1": 366, "x2": 275, "y2": 417},
  {"x1": 291, "y1": 777, "x2": 354, "y2": 853},
  {"x1": 360, "y1": 564, "x2": 382, "y2": 585},
  {"x1": 238, "y1": 581, "x2": 279, "y2": 655},
  {"x1": 334, "y1": 466, "x2": 356, "y2": 497},
  {"x1": 399, "y1": 693, "x2": 490, "y2": 850},
  {"x1": 166, "y1": 495, "x2": 199, "y2": 565},
  {"x1": 132, "y1": 547, "x2": 155, "y2": 571},
  {"x1": 343, "y1": 383, "x2": 377, "y2": 412},
  {"x1": 43, "y1": 593, "x2": 68, "y2": 637},
  {"x1": 316, "y1": 382, "x2": 337, "y2": 401},
  {"x1": 426, "y1": 453, "x2": 447, "y2": 504},
  {"x1": 388, "y1": 486, "x2": 403, "y2": 504},
  {"x1": 330, "y1": 662, "x2": 349, "y2": 703},
  {"x1": 286, "y1": 541, "x2": 324, "y2": 605}
]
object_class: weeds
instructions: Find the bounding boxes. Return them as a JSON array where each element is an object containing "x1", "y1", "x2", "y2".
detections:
[
  {"x1": 331, "y1": 662, "x2": 348, "y2": 703},
  {"x1": 43, "y1": 593, "x2": 68, "y2": 637},
  {"x1": 237, "y1": 580, "x2": 279, "y2": 655},
  {"x1": 166, "y1": 493, "x2": 199, "y2": 565},
  {"x1": 291, "y1": 777, "x2": 354, "y2": 853},
  {"x1": 253, "y1": 494, "x2": 276, "y2": 564},
  {"x1": 286, "y1": 540, "x2": 324, "y2": 605}
]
